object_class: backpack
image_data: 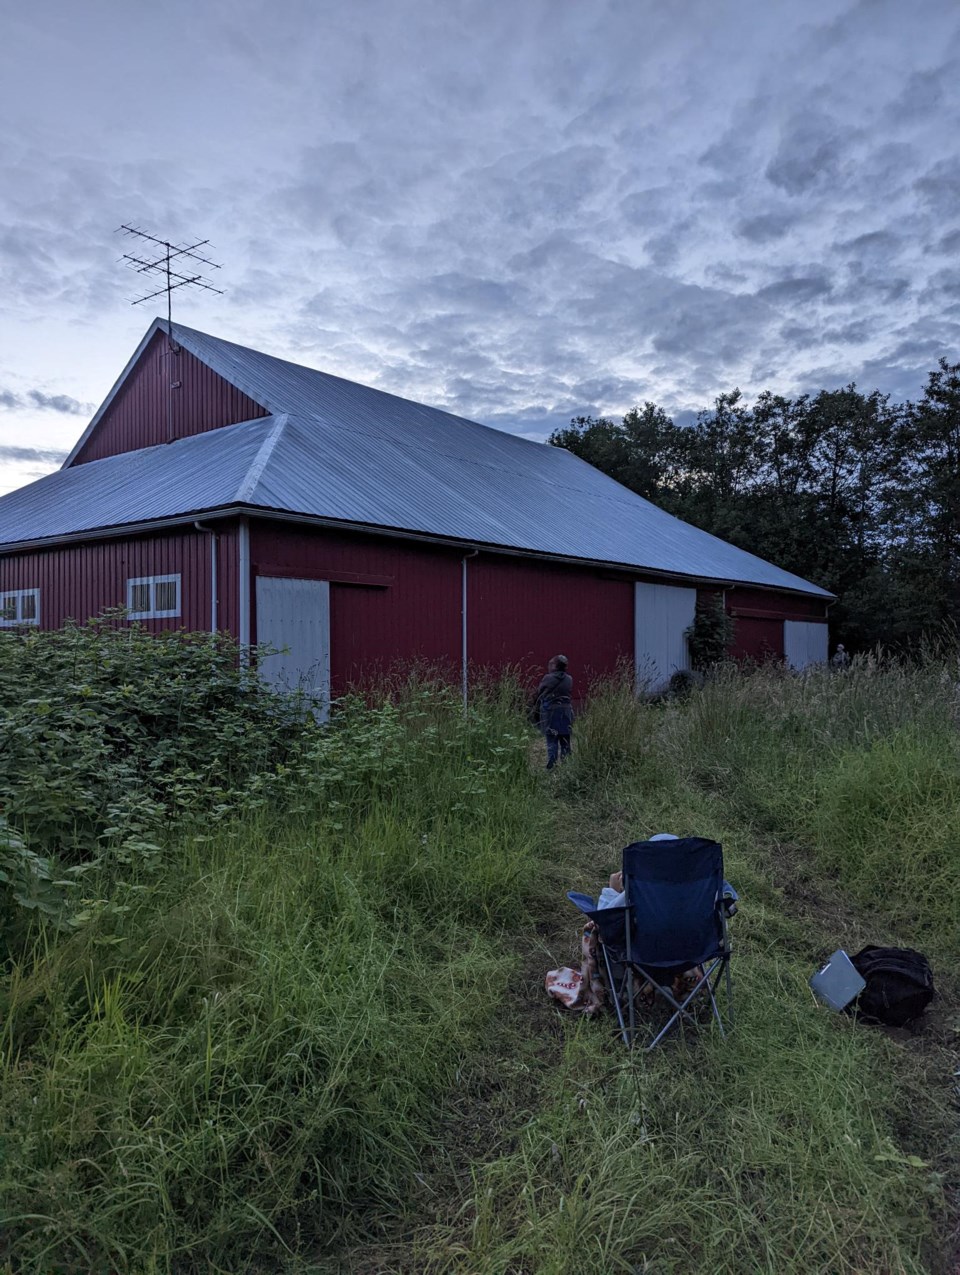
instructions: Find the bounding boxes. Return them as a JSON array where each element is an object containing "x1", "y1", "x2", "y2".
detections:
[
  {"x1": 527, "y1": 671, "x2": 567, "y2": 726},
  {"x1": 846, "y1": 946, "x2": 935, "y2": 1028}
]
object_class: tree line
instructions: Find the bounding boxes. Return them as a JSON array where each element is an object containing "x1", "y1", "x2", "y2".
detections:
[{"x1": 549, "y1": 359, "x2": 960, "y2": 650}]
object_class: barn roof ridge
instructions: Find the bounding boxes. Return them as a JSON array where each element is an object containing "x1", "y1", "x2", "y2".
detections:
[
  {"x1": 161, "y1": 320, "x2": 717, "y2": 513},
  {"x1": 162, "y1": 320, "x2": 562, "y2": 456},
  {"x1": 263, "y1": 409, "x2": 620, "y2": 501},
  {"x1": 235, "y1": 415, "x2": 289, "y2": 502}
]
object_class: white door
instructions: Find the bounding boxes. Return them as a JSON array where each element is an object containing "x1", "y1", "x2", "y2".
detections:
[
  {"x1": 784, "y1": 620, "x2": 828, "y2": 670},
  {"x1": 255, "y1": 576, "x2": 331, "y2": 718},
  {"x1": 635, "y1": 582, "x2": 697, "y2": 692}
]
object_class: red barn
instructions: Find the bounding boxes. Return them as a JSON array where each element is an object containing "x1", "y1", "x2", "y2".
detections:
[{"x1": 0, "y1": 320, "x2": 831, "y2": 705}]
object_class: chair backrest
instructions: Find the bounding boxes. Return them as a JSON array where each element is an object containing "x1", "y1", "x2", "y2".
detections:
[{"x1": 622, "y1": 837, "x2": 725, "y2": 968}]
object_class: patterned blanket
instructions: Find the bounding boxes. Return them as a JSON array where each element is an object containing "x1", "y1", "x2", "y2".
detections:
[
  {"x1": 546, "y1": 922, "x2": 705, "y2": 1014},
  {"x1": 545, "y1": 923, "x2": 605, "y2": 1015}
]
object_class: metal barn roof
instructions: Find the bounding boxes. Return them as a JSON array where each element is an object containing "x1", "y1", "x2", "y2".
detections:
[
  {"x1": 0, "y1": 416, "x2": 276, "y2": 542},
  {"x1": 1, "y1": 321, "x2": 832, "y2": 597}
]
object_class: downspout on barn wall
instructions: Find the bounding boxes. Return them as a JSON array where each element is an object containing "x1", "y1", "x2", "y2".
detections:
[
  {"x1": 194, "y1": 521, "x2": 219, "y2": 633},
  {"x1": 461, "y1": 549, "x2": 479, "y2": 710},
  {"x1": 238, "y1": 518, "x2": 251, "y2": 660}
]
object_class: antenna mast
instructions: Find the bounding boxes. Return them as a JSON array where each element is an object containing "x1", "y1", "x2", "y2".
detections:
[{"x1": 116, "y1": 224, "x2": 225, "y2": 442}]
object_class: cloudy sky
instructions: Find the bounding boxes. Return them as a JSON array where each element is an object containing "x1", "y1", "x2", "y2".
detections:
[{"x1": 1, "y1": 0, "x2": 958, "y2": 496}]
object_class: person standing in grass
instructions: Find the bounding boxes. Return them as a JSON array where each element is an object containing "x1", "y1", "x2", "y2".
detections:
[
  {"x1": 831, "y1": 643, "x2": 850, "y2": 670},
  {"x1": 532, "y1": 654, "x2": 573, "y2": 770}
]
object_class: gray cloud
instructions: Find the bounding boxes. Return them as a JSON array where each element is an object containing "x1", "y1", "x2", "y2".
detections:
[
  {"x1": 915, "y1": 157, "x2": 960, "y2": 215},
  {"x1": 936, "y1": 229, "x2": 960, "y2": 254},
  {"x1": 28, "y1": 390, "x2": 91, "y2": 414},
  {"x1": 842, "y1": 264, "x2": 912, "y2": 304},
  {"x1": 0, "y1": 387, "x2": 91, "y2": 415},
  {"x1": 840, "y1": 231, "x2": 900, "y2": 257},
  {"x1": 0, "y1": 0, "x2": 959, "y2": 496},
  {"x1": 821, "y1": 319, "x2": 873, "y2": 345},
  {"x1": 735, "y1": 213, "x2": 797, "y2": 244},
  {"x1": 765, "y1": 113, "x2": 852, "y2": 196},
  {"x1": 888, "y1": 60, "x2": 960, "y2": 121},
  {"x1": 755, "y1": 275, "x2": 833, "y2": 303},
  {"x1": 0, "y1": 444, "x2": 68, "y2": 464}
]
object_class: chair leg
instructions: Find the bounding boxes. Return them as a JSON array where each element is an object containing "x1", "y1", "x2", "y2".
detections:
[
  {"x1": 601, "y1": 945, "x2": 630, "y2": 1047},
  {"x1": 720, "y1": 911, "x2": 734, "y2": 1029},
  {"x1": 725, "y1": 956, "x2": 734, "y2": 1028},
  {"x1": 704, "y1": 967, "x2": 725, "y2": 1039},
  {"x1": 643, "y1": 979, "x2": 695, "y2": 1051},
  {"x1": 638, "y1": 959, "x2": 728, "y2": 1051},
  {"x1": 624, "y1": 906, "x2": 636, "y2": 1048},
  {"x1": 646, "y1": 1008, "x2": 685, "y2": 1051},
  {"x1": 627, "y1": 965, "x2": 636, "y2": 1048},
  {"x1": 703, "y1": 957, "x2": 734, "y2": 1036}
]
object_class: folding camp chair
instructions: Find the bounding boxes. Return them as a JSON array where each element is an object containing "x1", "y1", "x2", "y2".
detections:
[{"x1": 568, "y1": 837, "x2": 736, "y2": 1050}]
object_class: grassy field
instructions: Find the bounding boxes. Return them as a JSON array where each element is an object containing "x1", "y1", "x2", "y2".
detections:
[{"x1": 0, "y1": 635, "x2": 957, "y2": 1273}]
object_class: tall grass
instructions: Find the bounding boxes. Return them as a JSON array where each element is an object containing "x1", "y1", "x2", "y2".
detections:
[
  {"x1": 1, "y1": 649, "x2": 957, "y2": 1273},
  {"x1": 642, "y1": 657, "x2": 960, "y2": 948},
  {"x1": 0, "y1": 687, "x2": 545, "y2": 1272}
]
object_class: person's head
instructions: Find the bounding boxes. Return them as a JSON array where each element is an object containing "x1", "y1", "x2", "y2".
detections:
[
  {"x1": 837, "y1": 643, "x2": 845, "y2": 652},
  {"x1": 549, "y1": 654, "x2": 569, "y2": 673},
  {"x1": 650, "y1": 832, "x2": 678, "y2": 842}
]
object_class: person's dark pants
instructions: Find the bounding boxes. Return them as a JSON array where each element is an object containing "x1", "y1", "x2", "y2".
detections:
[{"x1": 546, "y1": 731, "x2": 572, "y2": 769}]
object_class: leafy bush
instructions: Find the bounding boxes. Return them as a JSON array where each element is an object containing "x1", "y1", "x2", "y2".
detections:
[
  {"x1": 0, "y1": 817, "x2": 77, "y2": 941},
  {"x1": 685, "y1": 596, "x2": 735, "y2": 671},
  {"x1": 0, "y1": 617, "x2": 304, "y2": 866}
]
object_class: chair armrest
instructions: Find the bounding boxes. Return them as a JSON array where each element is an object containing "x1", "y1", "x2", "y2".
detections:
[
  {"x1": 719, "y1": 881, "x2": 738, "y2": 918},
  {"x1": 567, "y1": 891, "x2": 597, "y2": 914}
]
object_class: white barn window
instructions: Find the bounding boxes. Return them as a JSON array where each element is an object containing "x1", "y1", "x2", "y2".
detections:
[
  {"x1": 127, "y1": 574, "x2": 181, "y2": 620},
  {"x1": 0, "y1": 588, "x2": 40, "y2": 627}
]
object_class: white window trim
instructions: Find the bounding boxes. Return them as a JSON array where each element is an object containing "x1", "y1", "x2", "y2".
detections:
[
  {"x1": 127, "y1": 574, "x2": 182, "y2": 620},
  {"x1": 0, "y1": 587, "x2": 40, "y2": 627}
]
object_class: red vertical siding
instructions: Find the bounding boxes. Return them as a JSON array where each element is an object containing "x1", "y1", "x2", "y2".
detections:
[
  {"x1": 727, "y1": 586, "x2": 828, "y2": 619},
  {"x1": 250, "y1": 523, "x2": 462, "y2": 694},
  {"x1": 71, "y1": 332, "x2": 268, "y2": 465},
  {"x1": 216, "y1": 524, "x2": 241, "y2": 639},
  {"x1": 0, "y1": 527, "x2": 240, "y2": 634},
  {"x1": 730, "y1": 617, "x2": 785, "y2": 661},
  {"x1": 724, "y1": 585, "x2": 828, "y2": 662},
  {"x1": 249, "y1": 524, "x2": 635, "y2": 696},
  {"x1": 2, "y1": 513, "x2": 830, "y2": 686},
  {"x1": 467, "y1": 557, "x2": 635, "y2": 688}
]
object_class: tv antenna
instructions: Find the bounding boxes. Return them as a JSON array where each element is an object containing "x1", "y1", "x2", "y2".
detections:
[
  {"x1": 116, "y1": 224, "x2": 224, "y2": 331},
  {"x1": 116, "y1": 224, "x2": 225, "y2": 443}
]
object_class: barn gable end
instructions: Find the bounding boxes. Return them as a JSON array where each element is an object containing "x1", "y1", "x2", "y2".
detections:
[{"x1": 67, "y1": 326, "x2": 269, "y2": 466}]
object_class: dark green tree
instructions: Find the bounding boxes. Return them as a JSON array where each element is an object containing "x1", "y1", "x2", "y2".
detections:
[
  {"x1": 885, "y1": 359, "x2": 960, "y2": 632},
  {"x1": 548, "y1": 383, "x2": 901, "y2": 649},
  {"x1": 548, "y1": 403, "x2": 679, "y2": 501}
]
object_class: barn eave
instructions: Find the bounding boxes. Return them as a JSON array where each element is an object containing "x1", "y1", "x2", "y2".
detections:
[{"x1": 0, "y1": 503, "x2": 836, "y2": 601}]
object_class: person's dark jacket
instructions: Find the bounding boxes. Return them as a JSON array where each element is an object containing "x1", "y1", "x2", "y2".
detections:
[{"x1": 536, "y1": 670, "x2": 574, "y2": 736}]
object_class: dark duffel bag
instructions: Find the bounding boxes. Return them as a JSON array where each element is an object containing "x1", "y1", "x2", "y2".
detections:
[{"x1": 847, "y1": 946, "x2": 934, "y2": 1027}]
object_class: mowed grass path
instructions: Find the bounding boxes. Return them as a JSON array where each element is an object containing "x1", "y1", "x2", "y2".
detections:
[{"x1": 338, "y1": 668, "x2": 958, "y2": 1275}]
